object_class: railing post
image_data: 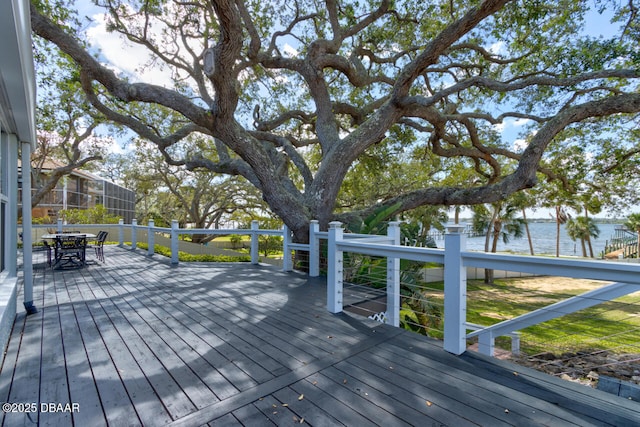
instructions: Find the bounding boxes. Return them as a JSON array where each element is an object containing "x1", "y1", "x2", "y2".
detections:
[
  {"x1": 118, "y1": 219, "x2": 124, "y2": 247},
  {"x1": 147, "y1": 219, "x2": 155, "y2": 256},
  {"x1": 56, "y1": 218, "x2": 63, "y2": 233},
  {"x1": 309, "y1": 220, "x2": 320, "y2": 277},
  {"x1": 443, "y1": 224, "x2": 468, "y2": 355},
  {"x1": 327, "y1": 221, "x2": 344, "y2": 313},
  {"x1": 478, "y1": 331, "x2": 495, "y2": 357},
  {"x1": 282, "y1": 224, "x2": 293, "y2": 272},
  {"x1": 131, "y1": 219, "x2": 138, "y2": 250},
  {"x1": 386, "y1": 221, "x2": 401, "y2": 327},
  {"x1": 250, "y1": 220, "x2": 259, "y2": 265},
  {"x1": 171, "y1": 220, "x2": 179, "y2": 265}
]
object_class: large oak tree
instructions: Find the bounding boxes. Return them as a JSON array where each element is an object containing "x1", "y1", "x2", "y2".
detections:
[{"x1": 31, "y1": 0, "x2": 640, "y2": 241}]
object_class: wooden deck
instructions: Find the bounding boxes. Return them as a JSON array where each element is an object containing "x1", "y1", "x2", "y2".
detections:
[{"x1": 1, "y1": 246, "x2": 639, "y2": 426}]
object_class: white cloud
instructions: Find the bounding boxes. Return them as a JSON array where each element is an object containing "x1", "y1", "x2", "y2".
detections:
[
  {"x1": 494, "y1": 117, "x2": 532, "y2": 131},
  {"x1": 488, "y1": 41, "x2": 506, "y2": 56},
  {"x1": 282, "y1": 43, "x2": 299, "y2": 57},
  {"x1": 512, "y1": 118, "x2": 531, "y2": 127},
  {"x1": 84, "y1": 12, "x2": 175, "y2": 87},
  {"x1": 513, "y1": 138, "x2": 528, "y2": 151}
]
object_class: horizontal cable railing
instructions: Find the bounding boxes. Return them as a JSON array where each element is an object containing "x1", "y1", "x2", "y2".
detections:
[
  {"x1": 31, "y1": 219, "x2": 296, "y2": 267},
  {"x1": 27, "y1": 218, "x2": 640, "y2": 388},
  {"x1": 326, "y1": 221, "x2": 640, "y2": 359}
]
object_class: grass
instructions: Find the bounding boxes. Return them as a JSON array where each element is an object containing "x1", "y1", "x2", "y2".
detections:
[
  {"x1": 465, "y1": 278, "x2": 640, "y2": 355},
  {"x1": 402, "y1": 276, "x2": 640, "y2": 355},
  {"x1": 134, "y1": 242, "x2": 252, "y2": 263},
  {"x1": 212, "y1": 235, "x2": 250, "y2": 243}
]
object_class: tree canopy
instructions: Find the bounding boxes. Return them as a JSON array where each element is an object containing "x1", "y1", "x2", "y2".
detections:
[
  {"x1": 30, "y1": 0, "x2": 640, "y2": 241},
  {"x1": 28, "y1": 27, "x2": 113, "y2": 216},
  {"x1": 105, "y1": 137, "x2": 265, "y2": 239}
]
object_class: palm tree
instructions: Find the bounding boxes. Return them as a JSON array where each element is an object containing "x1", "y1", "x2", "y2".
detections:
[
  {"x1": 624, "y1": 213, "x2": 640, "y2": 258},
  {"x1": 566, "y1": 217, "x2": 600, "y2": 257},
  {"x1": 472, "y1": 201, "x2": 526, "y2": 283},
  {"x1": 550, "y1": 206, "x2": 571, "y2": 257},
  {"x1": 521, "y1": 208, "x2": 534, "y2": 255}
]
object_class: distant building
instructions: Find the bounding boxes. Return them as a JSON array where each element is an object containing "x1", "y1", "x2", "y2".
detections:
[{"x1": 19, "y1": 160, "x2": 136, "y2": 223}]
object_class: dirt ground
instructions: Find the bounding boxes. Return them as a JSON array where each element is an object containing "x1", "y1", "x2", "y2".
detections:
[
  {"x1": 492, "y1": 275, "x2": 611, "y2": 292},
  {"x1": 466, "y1": 275, "x2": 640, "y2": 387}
]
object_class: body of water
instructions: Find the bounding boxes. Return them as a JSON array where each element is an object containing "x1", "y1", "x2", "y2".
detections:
[{"x1": 438, "y1": 222, "x2": 623, "y2": 257}]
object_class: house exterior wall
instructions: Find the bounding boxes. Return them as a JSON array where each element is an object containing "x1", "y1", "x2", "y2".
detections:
[{"x1": 0, "y1": 0, "x2": 37, "y2": 350}]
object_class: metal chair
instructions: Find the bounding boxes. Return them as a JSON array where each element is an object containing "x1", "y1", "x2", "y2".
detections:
[
  {"x1": 53, "y1": 235, "x2": 87, "y2": 269},
  {"x1": 42, "y1": 240, "x2": 53, "y2": 267},
  {"x1": 94, "y1": 231, "x2": 108, "y2": 263}
]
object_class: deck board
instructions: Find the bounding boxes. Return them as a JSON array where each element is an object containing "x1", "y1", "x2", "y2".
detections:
[
  {"x1": 380, "y1": 350, "x2": 569, "y2": 426},
  {"x1": 3, "y1": 246, "x2": 639, "y2": 426},
  {"x1": 3, "y1": 311, "x2": 43, "y2": 427},
  {"x1": 57, "y1": 303, "x2": 107, "y2": 427}
]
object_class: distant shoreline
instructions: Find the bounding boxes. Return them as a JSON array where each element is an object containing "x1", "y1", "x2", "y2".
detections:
[{"x1": 455, "y1": 218, "x2": 627, "y2": 225}]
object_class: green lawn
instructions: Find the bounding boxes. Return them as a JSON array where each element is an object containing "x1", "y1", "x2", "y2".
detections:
[
  {"x1": 466, "y1": 278, "x2": 640, "y2": 354},
  {"x1": 408, "y1": 276, "x2": 640, "y2": 355}
]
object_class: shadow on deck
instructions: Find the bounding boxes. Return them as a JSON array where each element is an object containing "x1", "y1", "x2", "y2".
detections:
[{"x1": 1, "y1": 246, "x2": 639, "y2": 426}]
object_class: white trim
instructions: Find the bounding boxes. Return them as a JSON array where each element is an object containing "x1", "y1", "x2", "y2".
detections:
[{"x1": 0, "y1": 0, "x2": 36, "y2": 145}]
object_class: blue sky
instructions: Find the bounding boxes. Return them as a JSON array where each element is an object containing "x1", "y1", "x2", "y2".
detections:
[{"x1": 69, "y1": 2, "x2": 636, "y2": 219}]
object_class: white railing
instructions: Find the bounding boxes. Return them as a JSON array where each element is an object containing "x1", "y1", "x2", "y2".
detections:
[
  {"x1": 30, "y1": 218, "x2": 640, "y2": 360},
  {"x1": 31, "y1": 218, "x2": 318, "y2": 268},
  {"x1": 325, "y1": 221, "x2": 640, "y2": 357}
]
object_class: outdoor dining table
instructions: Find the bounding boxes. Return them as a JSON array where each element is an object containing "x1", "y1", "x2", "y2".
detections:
[{"x1": 41, "y1": 233, "x2": 97, "y2": 269}]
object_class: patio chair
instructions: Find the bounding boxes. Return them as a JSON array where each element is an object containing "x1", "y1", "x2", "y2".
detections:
[
  {"x1": 42, "y1": 240, "x2": 53, "y2": 267},
  {"x1": 86, "y1": 231, "x2": 102, "y2": 249},
  {"x1": 94, "y1": 231, "x2": 108, "y2": 263},
  {"x1": 53, "y1": 235, "x2": 87, "y2": 269}
]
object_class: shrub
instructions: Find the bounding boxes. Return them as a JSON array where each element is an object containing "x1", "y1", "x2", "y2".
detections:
[{"x1": 135, "y1": 242, "x2": 251, "y2": 263}]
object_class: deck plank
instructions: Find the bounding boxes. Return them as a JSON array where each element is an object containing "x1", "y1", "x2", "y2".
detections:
[
  {"x1": 38, "y1": 305, "x2": 73, "y2": 427},
  {"x1": 57, "y1": 303, "x2": 107, "y2": 427},
  {"x1": 0, "y1": 314, "x2": 28, "y2": 426},
  {"x1": 3, "y1": 246, "x2": 639, "y2": 427},
  {"x1": 116, "y1": 265, "x2": 284, "y2": 387},
  {"x1": 373, "y1": 342, "x2": 584, "y2": 425},
  {"x1": 390, "y1": 330, "x2": 640, "y2": 426},
  {"x1": 302, "y1": 371, "x2": 413, "y2": 427},
  {"x1": 270, "y1": 386, "x2": 343, "y2": 426},
  {"x1": 74, "y1": 299, "x2": 140, "y2": 426},
  {"x1": 334, "y1": 358, "x2": 484, "y2": 426},
  {"x1": 87, "y1": 264, "x2": 225, "y2": 410},
  {"x1": 319, "y1": 365, "x2": 436, "y2": 426},
  {"x1": 85, "y1": 300, "x2": 174, "y2": 425},
  {"x1": 251, "y1": 394, "x2": 304, "y2": 425},
  {"x1": 3, "y1": 310, "x2": 43, "y2": 427}
]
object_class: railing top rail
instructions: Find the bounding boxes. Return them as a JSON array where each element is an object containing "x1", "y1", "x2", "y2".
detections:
[
  {"x1": 344, "y1": 233, "x2": 387, "y2": 239},
  {"x1": 336, "y1": 240, "x2": 445, "y2": 263},
  {"x1": 462, "y1": 251, "x2": 640, "y2": 285},
  {"x1": 161, "y1": 227, "x2": 284, "y2": 236},
  {"x1": 289, "y1": 243, "x2": 310, "y2": 251},
  {"x1": 31, "y1": 223, "x2": 121, "y2": 229}
]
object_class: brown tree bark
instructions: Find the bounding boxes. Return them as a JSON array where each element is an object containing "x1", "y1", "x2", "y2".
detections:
[{"x1": 29, "y1": 2, "x2": 640, "y2": 242}]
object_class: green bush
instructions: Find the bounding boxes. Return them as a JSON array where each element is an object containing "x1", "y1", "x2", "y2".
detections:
[
  {"x1": 135, "y1": 242, "x2": 251, "y2": 263},
  {"x1": 58, "y1": 204, "x2": 121, "y2": 224}
]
